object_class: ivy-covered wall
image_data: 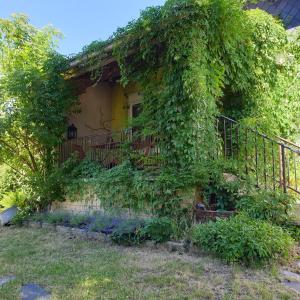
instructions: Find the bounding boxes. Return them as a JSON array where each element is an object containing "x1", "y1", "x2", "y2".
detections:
[{"x1": 69, "y1": 0, "x2": 300, "y2": 219}]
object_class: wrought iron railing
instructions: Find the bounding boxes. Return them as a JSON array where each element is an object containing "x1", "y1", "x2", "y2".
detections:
[{"x1": 218, "y1": 115, "x2": 300, "y2": 195}]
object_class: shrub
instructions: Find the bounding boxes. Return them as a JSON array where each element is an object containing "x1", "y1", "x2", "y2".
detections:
[
  {"x1": 142, "y1": 217, "x2": 174, "y2": 243},
  {"x1": 111, "y1": 219, "x2": 146, "y2": 246},
  {"x1": 283, "y1": 224, "x2": 300, "y2": 242},
  {"x1": 69, "y1": 214, "x2": 89, "y2": 227},
  {"x1": 44, "y1": 212, "x2": 70, "y2": 225},
  {"x1": 0, "y1": 190, "x2": 27, "y2": 211},
  {"x1": 236, "y1": 190, "x2": 295, "y2": 225},
  {"x1": 90, "y1": 214, "x2": 115, "y2": 232},
  {"x1": 191, "y1": 214, "x2": 294, "y2": 265},
  {"x1": 203, "y1": 176, "x2": 242, "y2": 211}
]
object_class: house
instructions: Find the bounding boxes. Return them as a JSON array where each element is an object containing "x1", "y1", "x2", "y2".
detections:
[
  {"x1": 56, "y1": 0, "x2": 300, "y2": 212},
  {"x1": 60, "y1": 1, "x2": 299, "y2": 168}
]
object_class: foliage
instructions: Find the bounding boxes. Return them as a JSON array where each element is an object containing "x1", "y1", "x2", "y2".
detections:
[
  {"x1": 0, "y1": 14, "x2": 77, "y2": 210},
  {"x1": 70, "y1": 0, "x2": 300, "y2": 219},
  {"x1": 236, "y1": 190, "x2": 296, "y2": 225},
  {"x1": 69, "y1": 213, "x2": 89, "y2": 227},
  {"x1": 191, "y1": 214, "x2": 294, "y2": 265},
  {"x1": 90, "y1": 214, "x2": 115, "y2": 232},
  {"x1": 142, "y1": 217, "x2": 175, "y2": 243},
  {"x1": 283, "y1": 223, "x2": 300, "y2": 242},
  {"x1": 0, "y1": 165, "x2": 20, "y2": 196},
  {"x1": 42, "y1": 211, "x2": 70, "y2": 225},
  {"x1": 110, "y1": 219, "x2": 146, "y2": 246},
  {"x1": 0, "y1": 190, "x2": 27, "y2": 211},
  {"x1": 202, "y1": 160, "x2": 246, "y2": 211}
]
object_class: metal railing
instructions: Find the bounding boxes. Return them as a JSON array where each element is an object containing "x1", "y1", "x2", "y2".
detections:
[
  {"x1": 58, "y1": 130, "x2": 160, "y2": 169},
  {"x1": 59, "y1": 116, "x2": 300, "y2": 195},
  {"x1": 218, "y1": 115, "x2": 300, "y2": 195}
]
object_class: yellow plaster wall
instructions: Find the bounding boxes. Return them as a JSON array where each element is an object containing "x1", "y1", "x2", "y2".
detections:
[
  {"x1": 111, "y1": 83, "x2": 139, "y2": 131},
  {"x1": 69, "y1": 83, "x2": 113, "y2": 138},
  {"x1": 69, "y1": 82, "x2": 139, "y2": 137}
]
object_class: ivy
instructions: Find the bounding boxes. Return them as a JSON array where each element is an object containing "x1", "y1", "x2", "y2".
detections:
[{"x1": 68, "y1": 0, "x2": 300, "y2": 219}]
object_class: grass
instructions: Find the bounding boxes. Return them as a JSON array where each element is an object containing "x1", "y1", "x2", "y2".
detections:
[{"x1": 0, "y1": 227, "x2": 298, "y2": 300}]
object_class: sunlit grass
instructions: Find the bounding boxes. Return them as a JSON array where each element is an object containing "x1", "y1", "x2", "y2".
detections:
[{"x1": 0, "y1": 227, "x2": 297, "y2": 300}]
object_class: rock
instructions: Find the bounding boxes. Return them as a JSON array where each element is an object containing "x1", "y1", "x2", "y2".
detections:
[
  {"x1": 41, "y1": 223, "x2": 55, "y2": 230},
  {"x1": 281, "y1": 270, "x2": 300, "y2": 282},
  {"x1": 223, "y1": 173, "x2": 238, "y2": 183},
  {"x1": 28, "y1": 221, "x2": 41, "y2": 229},
  {"x1": 0, "y1": 206, "x2": 17, "y2": 226},
  {"x1": 56, "y1": 225, "x2": 71, "y2": 235},
  {"x1": 21, "y1": 283, "x2": 51, "y2": 300},
  {"x1": 86, "y1": 231, "x2": 105, "y2": 242},
  {"x1": 145, "y1": 240, "x2": 157, "y2": 249},
  {"x1": 166, "y1": 241, "x2": 185, "y2": 253},
  {"x1": 0, "y1": 275, "x2": 16, "y2": 286},
  {"x1": 70, "y1": 228, "x2": 87, "y2": 239},
  {"x1": 283, "y1": 281, "x2": 300, "y2": 293}
]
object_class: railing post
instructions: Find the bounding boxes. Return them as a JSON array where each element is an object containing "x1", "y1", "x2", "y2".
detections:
[{"x1": 281, "y1": 144, "x2": 287, "y2": 193}]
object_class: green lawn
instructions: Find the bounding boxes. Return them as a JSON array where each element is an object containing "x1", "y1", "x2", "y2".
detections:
[{"x1": 0, "y1": 227, "x2": 297, "y2": 300}]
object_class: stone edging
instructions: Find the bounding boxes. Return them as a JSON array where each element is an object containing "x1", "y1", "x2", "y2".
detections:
[{"x1": 21, "y1": 220, "x2": 200, "y2": 255}]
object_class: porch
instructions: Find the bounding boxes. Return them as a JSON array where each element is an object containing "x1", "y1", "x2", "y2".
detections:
[{"x1": 58, "y1": 130, "x2": 160, "y2": 169}]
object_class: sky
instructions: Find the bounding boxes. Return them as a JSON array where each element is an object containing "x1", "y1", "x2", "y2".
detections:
[{"x1": 0, "y1": 0, "x2": 166, "y2": 56}]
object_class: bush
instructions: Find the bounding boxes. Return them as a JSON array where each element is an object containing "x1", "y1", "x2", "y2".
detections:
[
  {"x1": 0, "y1": 190, "x2": 28, "y2": 211},
  {"x1": 90, "y1": 214, "x2": 115, "y2": 232},
  {"x1": 236, "y1": 190, "x2": 295, "y2": 225},
  {"x1": 69, "y1": 214, "x2": 89, "y2": 227},
  {"x1": 191, "y1": 214, "x2": 294, "y2": 265},
  {"x1": 111, "y1": 219, "x2": 146, "y2": 246},
  {"x1": 283, "y1": 224, "x2": 300, "y2": 242},
  {"x1": 142, "y1": 217, "x2": 174, "y2": 243},
  {"x1": 44, "y1": 212, "x2": 70, "y2": 225}
]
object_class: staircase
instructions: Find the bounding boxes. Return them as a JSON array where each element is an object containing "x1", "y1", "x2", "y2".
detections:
[{"x1": 218, "y1": 115, "x2": 300, "y2": 196}]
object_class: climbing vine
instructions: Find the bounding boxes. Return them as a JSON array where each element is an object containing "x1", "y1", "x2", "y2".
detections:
[{"x1": 69, "y1": 0, "x2": 300, "y2": 218}]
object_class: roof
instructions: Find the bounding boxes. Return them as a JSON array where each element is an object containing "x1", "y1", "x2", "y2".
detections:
[
  {"x1": 70, "y1": 1, "x2": 300, "y2": 84},
  {"x1": 248, "y1": 0, "x2": 300, "y2": 29}
]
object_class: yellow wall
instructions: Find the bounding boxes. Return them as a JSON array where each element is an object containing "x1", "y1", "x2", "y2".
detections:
[
  {"x1": 69, "y1": 83, "x2": 113, "y2": 138},
  {"x1": 69, "y1": 82, "x2": 139, "y2": 137},
  {"x1": 111, "y1": 83, "x2": 139, "y2": 131}
]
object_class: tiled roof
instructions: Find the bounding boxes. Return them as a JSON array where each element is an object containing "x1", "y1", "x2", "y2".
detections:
[{"x1": 248, "y1": 0, "x2": 300, "y2": 29}]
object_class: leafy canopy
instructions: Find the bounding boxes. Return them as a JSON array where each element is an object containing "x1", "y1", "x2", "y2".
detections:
[{"x1": 0, "y1": 14, "x2": 77, "y2": 208}]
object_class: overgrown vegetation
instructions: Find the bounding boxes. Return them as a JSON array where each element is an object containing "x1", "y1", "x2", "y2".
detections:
[
  {"x1": 69, "y1": 0, "x2": 300, "y2": 222},
  {"x1": 191, "y1": 214, "x2": 295, "y2": 265},
  {"x1": 0, "y1": 14, "x2": 77, "y2": 211},
  {"x1": 1, "y1": 1, "x2": 300, "y2": 267}
]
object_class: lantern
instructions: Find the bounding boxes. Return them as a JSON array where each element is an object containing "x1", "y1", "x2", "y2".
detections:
[{"x1": 67, "y1": 124, "x2": 77, "y2": 140}]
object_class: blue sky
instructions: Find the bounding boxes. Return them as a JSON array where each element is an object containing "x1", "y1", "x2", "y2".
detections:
[{"x1": 0, "y1": 0, "x2": 165, "y2": 56}]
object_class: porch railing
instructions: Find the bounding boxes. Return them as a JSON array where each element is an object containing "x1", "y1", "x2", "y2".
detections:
[
  {"x1": 59, "y1": 116, "x2": 300, "y2": 195},
  {"x1": 58, "y1": 130, "x2": 160, "y2": 169},
  {"x1": 218, "y1": 115, "x2": 300, "y2": 195}
]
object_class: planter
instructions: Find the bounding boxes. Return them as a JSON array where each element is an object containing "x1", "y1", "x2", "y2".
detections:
[
  {"x1": 195, "y1": 209, "x2": 235, "y2": 223},
  {"x1": 0, "y1": 206, "x2": 17, "y2": 225}
]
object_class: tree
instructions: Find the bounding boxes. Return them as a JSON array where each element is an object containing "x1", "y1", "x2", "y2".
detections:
[{"x1": 0, "y1": 14, "x2": 77, "y2": 209}]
